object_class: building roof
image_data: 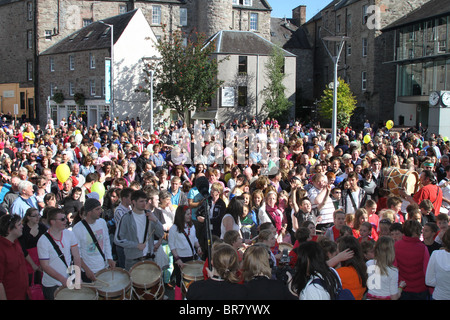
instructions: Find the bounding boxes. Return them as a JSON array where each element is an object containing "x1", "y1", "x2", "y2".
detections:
[
  {"x1": 270, "y1": 18, "x2": 312, "y2": 50},
  {"x1": 40, "y1": 9, "x2": 138, "y2": 56},
  {"x1": 204, "y1": 30, "x2": 296, "y2": 57},
  {"x1": 383, "y1": 0, "x2": 450, "y2": 31},
  {"x1": 233, "y1": 0, "x2": 271, "y2": 11}
]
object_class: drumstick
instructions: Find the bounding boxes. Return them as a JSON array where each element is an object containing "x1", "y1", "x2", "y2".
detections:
[{"x1": 95, "y1": 278, "x2": 110, "y2": 287}]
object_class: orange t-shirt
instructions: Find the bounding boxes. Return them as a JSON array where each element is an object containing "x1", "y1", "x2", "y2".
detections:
[{"x1": 336, "y1": 266, "x2": 366, "y2": 300}]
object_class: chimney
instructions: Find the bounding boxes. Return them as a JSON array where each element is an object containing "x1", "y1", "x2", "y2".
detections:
[{"x1": 292, "y1": 5, "x2": 306, "y2": 26}]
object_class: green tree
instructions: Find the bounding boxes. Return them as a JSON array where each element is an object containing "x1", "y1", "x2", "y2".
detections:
[
  {"x1": 318, "y1": 77, "x2": 357, "y2": 128},
  {"x1": 137, "y1": 29, "x2": 226, "y2": 123},
  {"x1": 261, "y1": 47, "x2": 292, "y2": 120}
]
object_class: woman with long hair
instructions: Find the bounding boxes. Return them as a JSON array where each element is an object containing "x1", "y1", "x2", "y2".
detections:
[
  {"x1": 290, "y1": 241, "x2": 343, "y2": 300},
  {"x1": 366, "y1": 236, "x2": 405, "y2": 300},
  {"x1": 168, "y1": 205, "x2": 202, "y2": 292},
  {"x1": 18, "y1": 208, "x2": 48, "y2": 286},
  {"x1": 220, "y1": 196, "x2": 244, "y2": 239},
  {"x1": 336, "y1": 236, "x2": 368, "y2": 300}
]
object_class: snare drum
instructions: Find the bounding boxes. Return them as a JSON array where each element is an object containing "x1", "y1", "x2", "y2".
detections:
[
  {"x1": 54, "y1": 286, "x2": 98, "y2": 300},
  {"x1": 129, "y1": 261, "x2": 164, "y2": 300},
  {"x1": 181, "y1": 260, "x2": 204, "y2": 296},
  {"x1": 383, "y1": 168, "x2": 419, "y2": 196},
  {"x1": 95, "y1": 268, "x2": 132, "y2": 300}
]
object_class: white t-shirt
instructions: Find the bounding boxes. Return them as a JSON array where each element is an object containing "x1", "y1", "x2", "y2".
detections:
[
  {"x1": 366, "y1": 260, "x2": 399, "y2": 299},
  {"x1": 72, "y1": 219, "x2": 112, "y2": 273},
  {"x1": 168, "y1": 224, "x2": 199, "y2": 258},
  {"x1": 308, "y1": 187, "x2": 334, "y2": 224},
  {"x1": 133, "y1": 212, "x2": 148, "y2": 256},
  {"x1": 425, "y1": 249, "x2": 450, "y2": 300},
  {"x1": 37, "y1": 229, "x2": 78, "y2": 287}
]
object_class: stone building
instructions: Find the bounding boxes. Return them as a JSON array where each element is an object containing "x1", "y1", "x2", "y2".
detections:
[
  {"x1": 0, "y1": 0, "x2": 272, "y2": 125},
  {"x1": 39, "y1": 9, "x2": 160, "y2": 128},
  {"x1": 270, "y1": 5, "x2": 314, "y2": 119},
  {"x1": 382, "y1": 0, "x2": 450, "y2": 132},
  {"x1": 303, "y1": 0, "x2": 431, "y2": 128},
  {"x1": 192, "y1": 30, "x2": 296, "y2": 124}
]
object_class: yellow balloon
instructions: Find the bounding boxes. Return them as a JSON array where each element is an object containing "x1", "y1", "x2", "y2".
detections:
[
  {"x1": 91, "y1": 182, "x2": 106, "y2": 199},
  {"x1": 55, "y1": 164, "x2": 71, "y2": 183},
  {"x1": 363, "y1": 135, "x2": 371, "y2": 144},
  {"x1": 386, "y1": 120, "x2": 394, "y2": 130}
]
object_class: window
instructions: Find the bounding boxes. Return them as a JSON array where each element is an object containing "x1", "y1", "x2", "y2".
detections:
[
  {"x1": 50, "y1": 83, "x2": 56, "y2": 96},
  {"x1": 89, "y1": 54, "x2": 96, "y2": 69},
  {"x1": 238, "y1": 86, "x2": 247, "y2": 107},
  {"x1": 347, "y1": 14, "x2": 352, "y2": 30},
  {"x1": 362, "y1": 5, "x2": 369, "y2": 25},
  {"x1": 83, "y1": 19, "x2": 93, "y2": 27},
  {"x1": 69, "y1": 55, "x2": 75, "y2": 70},
  {"x1": 238, "y1": 56, "x2": 247, "y2": 74},
  {"x1": 45, "y1": 30, "x2": 52, "y2": 41},
  {"x1": 152, "y1": 6, "x2": 161, "y2": 25},
  {"x1": 362, "y1": 71, "x2": 367, "y2": 90},
  {"x1": 250, "y1": 13, "x2": 258, "y2": 31},
  {"x1": 180, "y1": 8, "x2": 188, "y2": 26},
  {"x1": 119, "y1": 5, "x2": 127, "y2": 14},
  {"x1": 90, "y1": 80, "x2": 96, "y2": 96},
  {"x1": 69, "y1": 81, "x2": 74, "y2": 96},
  {"x1": 347, "y1": 43, "x2": 352, "y2": 56},
  {"x1": 27, "y1": 30, "x2": 33, "y2": 49},
  {"x1": 27, "y1": 2, "x2": 33, "y2": 21},
  {"x1": 50, "y1": 57, "x2": 55, "y2": 72},
  {"x1": 336, "y1": 15, "x2": 341, "y2": 33},
  {"x1": 233, "y1": 0, "x2": 252, "y2": 5},
  {"x1": 27, "y1": 60, "x2": 33, "y2": 81},
  {"x1": 362, "y1": 38, "x2": 368, "y2": 57}
]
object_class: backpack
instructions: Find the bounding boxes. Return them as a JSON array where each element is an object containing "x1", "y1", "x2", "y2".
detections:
[{"x1": 311, "y1": 278, "x2": 355, "y2": 300}]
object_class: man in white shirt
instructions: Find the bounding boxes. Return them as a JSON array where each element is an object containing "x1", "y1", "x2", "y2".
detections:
[
  {"x1": 72, "y1": 198, "x2": 115, "y2": 282},
  {"x1": 37, "y1": 208, "x2": 81, "y2": 300}
]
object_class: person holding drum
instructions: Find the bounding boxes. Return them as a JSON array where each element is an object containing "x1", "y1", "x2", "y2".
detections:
[
  {"x1": 37, "y1": 207, "x2": 82, "y2": 300},
  {"x1": 72, "y1": 198, "x2": 115, "y2": 282},
  {"x1": 168, "y1": 205, "x2": 202, "y2": 296},
  {"x1": 116, "y1": 190, "x2": 164, "y2": 271}
]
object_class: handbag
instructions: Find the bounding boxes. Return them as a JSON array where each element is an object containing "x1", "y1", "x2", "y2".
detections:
[{"x1": 30, "y1": 272, "x2": 44, "y2": 300}]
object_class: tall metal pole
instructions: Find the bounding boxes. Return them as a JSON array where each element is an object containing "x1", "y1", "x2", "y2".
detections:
[
  {"x1": 332, "y1": 56, "x2": 338, "y2": 147},
  {"x1": 322, "y1": 36, "x2": 349, "y2": 147},
  {"x1": 150, "y1": 70, "x2": 154, "y2": 134}
]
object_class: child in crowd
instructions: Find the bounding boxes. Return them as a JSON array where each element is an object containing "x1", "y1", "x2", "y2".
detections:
[
  {"x1": 435, "y1": 213, "x2": 449, "y2": 245},
  {"x1": 324, "y1": 209, "x2": 346, "y2": 242},
  {"x1": 358, "y1": 222, "x2": 373, "y2": 243},
  {"x1": 378, "y1": 219, "x2": 392, "y2": 237},
  {"x1": 419, "y1": 199, "x2": 435, "y2": 224},
  {"x1": 422, "y1": 222, "x2": 441, "y2": 255},
  {"x1": 389, "y1": 222, "x2": 403, "y2": 242},
  {"x1": 360, "y1": 239, "x2": 375, "y2": 262}
]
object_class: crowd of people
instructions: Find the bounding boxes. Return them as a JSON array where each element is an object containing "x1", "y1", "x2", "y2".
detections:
[{"x1": 0, "y1": 113, "x2": 449, "y2": 301}]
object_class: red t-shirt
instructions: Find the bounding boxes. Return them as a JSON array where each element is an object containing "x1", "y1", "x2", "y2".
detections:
[
  {"x1": 413, "y1": 184, "x2": 442, "y2": 216},
  {"x1": 0, "y1": 237, "x2": 29, "y2": 300}
]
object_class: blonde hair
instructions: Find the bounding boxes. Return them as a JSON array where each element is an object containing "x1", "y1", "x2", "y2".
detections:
[
  {"x1": 379, "y1": 209, "x2": 395, "y2": 223},
  {"x1": 373, "y1": 236, "x2": 396, "y2": 276},
  {"x1": 242, "y1": 245, "x2": 272, "y2": 281}
]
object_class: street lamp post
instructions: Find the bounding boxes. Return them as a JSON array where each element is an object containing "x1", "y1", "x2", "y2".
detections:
[
  {"x1": 149, "y1": 70, "x2": 154, "y2": 134},
  {"x1": 99, "y1": 21, "x2": 114, "y2": 121},
  {"x1": 322, "y1": 36, "x2": 350, "y2": 147}
]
